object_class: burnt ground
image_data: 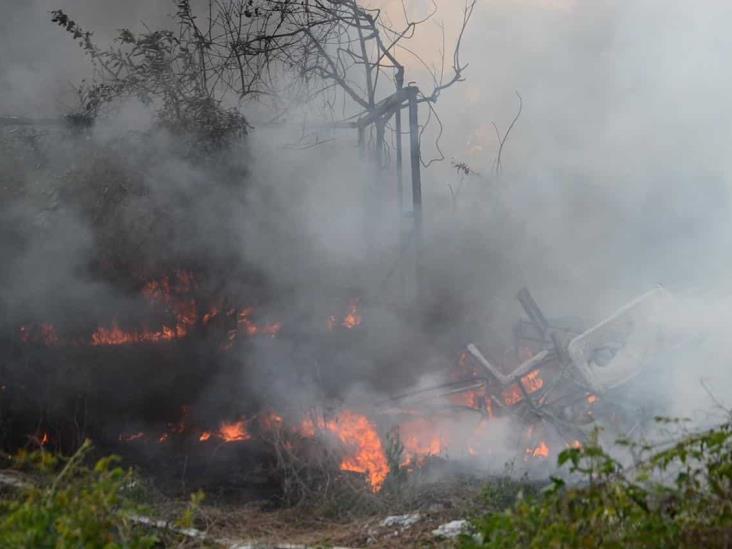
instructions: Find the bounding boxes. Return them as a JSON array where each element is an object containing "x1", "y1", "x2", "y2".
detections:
[{"x1": 134, "y1": 470, "x2": 496, "y2": 548}]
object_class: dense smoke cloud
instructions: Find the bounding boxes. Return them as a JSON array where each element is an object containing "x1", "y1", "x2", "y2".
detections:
[{"x1": 2, "y1": 0, "x2": 732, "y2": 466}]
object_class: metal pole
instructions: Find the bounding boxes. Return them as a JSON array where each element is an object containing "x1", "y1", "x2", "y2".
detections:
[
  {"x1": 407, "y1": 87, "x2": 423, "y2": 300},
  {"x1": 407, "y1": 88, "x2": 422, "y2": 226},
  {"x1": 395, "y1": 108, "x2": 404, "y2": 213}
]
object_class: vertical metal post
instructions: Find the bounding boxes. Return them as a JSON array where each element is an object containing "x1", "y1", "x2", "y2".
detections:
[
  {"x1": 395, "y1": 108, "x2": 404, "y2": 213},
  {"x1": 395, "y1": 67, "x2": 406, "y2": 214},
  {"x1": 407, "y1": 86, "x2": 423, "y2": 300}
]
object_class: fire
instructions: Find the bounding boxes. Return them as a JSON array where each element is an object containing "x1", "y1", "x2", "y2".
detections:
[
  {"x1": 18, "y1": 270, "x2": 285, "y2": 349},
  {"x1": 399, "y1": 418, "x2": 444, "y2": 466},
  {"x1": 301, "y1": 410, "x2": 388, "y2": 492},
  {"x1": 531, "y1": 441, "x2": 550, "y2": 458},
  {"x1": 327, "y1": 299, "x2": 362, "y2": 331},
  {"x1": 199, "y1": 432, "x2": 212, "y2": 441},
  {"x1": 91, "y1": 273, "x2": 200, "y2": 346},
  {"x1": 502, "y1": 369, "x2": 545, "y2": 406},
  {"x1": 238, "y1": 309, "x2": 282, "y2": 337},
  {"x1": 202, "y1": 307, "x2": 220, "y2": 325},
  {"x1": 521, "y1": 369, "x2": 544, "y2": 392},
  {"x1": 218, "y1": 420, "x2": 251, "y2": 442},
  {"x1": 587, "y1": 394, "x2": 598, "y2": 404},
  {"x1": 90, "y1": 322, "x2": 181, "y2": 346},
  {"x1": 342, "y1": 299, "x2": 362, "y2": 329}
]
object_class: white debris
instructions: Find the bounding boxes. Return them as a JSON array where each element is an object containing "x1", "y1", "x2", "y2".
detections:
[
  {"x1": 380, "y1": 513, "x2": 421, "y2": 528},
  {"x1": 432, "y1": 519, "x2": 471, "y2": 539}
]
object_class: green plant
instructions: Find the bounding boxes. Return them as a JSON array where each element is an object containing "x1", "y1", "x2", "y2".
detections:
[
  {"x1": 0, "y1": 440, "x2": 156, "y2": 548},
  {"x1": 51, "y1": 8, "x2": 249, "y2": 150},
  {"x1": 463, "y1": 421, "x2": 732, "y2": 548}
]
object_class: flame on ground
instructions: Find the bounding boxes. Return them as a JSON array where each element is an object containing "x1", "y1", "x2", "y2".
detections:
[
  {"x1": 530, "y1": 441, "x2": 550, "y2": 458},
  {"x1": 301, "y1": 410, "x2": 388, "y2": 492},
  {"x1": 327, "y1": 299, "x2": 362, "y2": 331},
  {"x1": 218, "y1": 420, "x2": 251, "y2": 442},
  {"x1": 399, "y1": 418, "x2": 444, "y2": 466},
  {"x1": 342, "y1": 299, "x2": 362, "y2": 329},
  {"x1": 20, "y1": 270, "x2": 284, "y2": 348},
  {"x1": 237, "y1": 308, "x2": 282, "y2": 337}
]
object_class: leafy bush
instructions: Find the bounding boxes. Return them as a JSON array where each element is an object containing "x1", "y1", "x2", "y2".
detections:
[
  {"x1": 51, "y1": 7, "x2": 249, "y2": 151},
  {"x1": 463, "y1": 421, "x2": 732, "y2": 548},
  {"x1": 0, "y1": 440, "x2": 157, "y2": 548}
]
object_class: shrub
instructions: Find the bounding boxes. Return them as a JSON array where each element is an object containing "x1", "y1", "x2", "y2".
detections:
[
  {"x1": 463, "y1": 421, "x2": 732, "y2": 548},
  {"x1": 0, "y1": 440, "x2": 157, "y2": 547}
]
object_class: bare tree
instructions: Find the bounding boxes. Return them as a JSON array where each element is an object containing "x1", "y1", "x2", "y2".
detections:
[{"x1": 53, "y1": 0, "x2": 476, "y2": 159}]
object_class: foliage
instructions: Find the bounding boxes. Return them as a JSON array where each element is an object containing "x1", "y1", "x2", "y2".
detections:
[
  {"x1": 51, "y1": 7, "x2": 249, "y2": 150},
  {"x1": 462, "y1": 421, "x2": 732, "y2": 548},
  {"x1": 0, "y1": 440, "x2": 157, "y2": 548}
]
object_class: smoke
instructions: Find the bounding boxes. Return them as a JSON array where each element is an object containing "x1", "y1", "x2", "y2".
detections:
[{"x1": 2, "y1": 0, "x2": 732, "y2": 476}]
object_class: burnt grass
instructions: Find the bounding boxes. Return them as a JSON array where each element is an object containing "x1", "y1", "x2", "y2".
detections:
[{"x1": 121, "y1": 455, "x2": 530, "y2": 548}]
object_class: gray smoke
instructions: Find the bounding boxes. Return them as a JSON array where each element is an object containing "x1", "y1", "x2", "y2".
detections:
[{"x1": 2, "y1": 0, "x2": 732, "y2": 467}]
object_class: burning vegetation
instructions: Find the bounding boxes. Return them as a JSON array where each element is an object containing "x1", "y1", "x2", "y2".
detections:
[{"x1": 4, "y1": 1, "x2": 722, "y2": 547}]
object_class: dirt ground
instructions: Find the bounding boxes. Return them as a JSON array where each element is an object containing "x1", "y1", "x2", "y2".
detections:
[{"x1": 145, "y1": 473, "x2": 489, "y2": 548}]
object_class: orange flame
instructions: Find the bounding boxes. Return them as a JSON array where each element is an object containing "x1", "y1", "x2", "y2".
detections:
[
  {"x1": 399, "y1": 418, "x2": 444, "y2": 466},
  {"x1": 218, "y1": 420, "x2": 251, "y2": 442},
  {"x1": 202, "y1": 307, "x2": 220, "y2": 325},
  {"x1": 301, "y1": 410, "x2": 388, "y2": 492},
  {"x1": 90, "y1": 273, "x2": 199, "y2": 346},
  {"x1": 19, "y1": 271, "x2": 283, "y2": 348},
  {"x1": 327, "y1": 299, "x2": 362, "y2": 331},
  {"x1": 531, "y1": 441, "x2": 549, "y2": 458},
  {"x1": 342, "y1": 299, "x2": 362, "y2": 329},
  {"x1": 502, "y1": 369, "x2": 545, "y2": 406},
  {"x1": 228, "y1": 308, "x2": 282, "y2": 342}
]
